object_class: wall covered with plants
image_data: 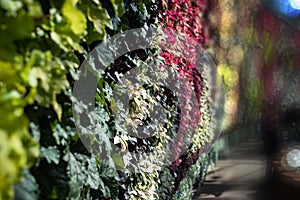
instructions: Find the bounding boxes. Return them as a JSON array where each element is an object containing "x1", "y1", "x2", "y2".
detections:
[{"x1": 0, "y1": 0, "x2": 220, "y2": 199}]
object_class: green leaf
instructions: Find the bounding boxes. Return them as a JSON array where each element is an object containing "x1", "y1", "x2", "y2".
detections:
[
  {"x1": 53, "y1": 123, "x2": 69, "y2": 145},
  {"x1": 62, "y1": 0, "x2": 86, "y2": 36},
  {"x1": 0, "y1": 0, "x2": 23, "y2": 14},
  {"x1": 110, "y1": 0, "x2": 124, "y2": 17},
  {"x1": 86, "y1": 157, "x2": 100, "y2": 189},
  {"x1": 25, "y1": 1, "x2": 43, "y2": 17},
  {"x1": 50, "y1": 32, "x2": 69, "y2": 52},
  {"x1": 86, "y1": 20, "x2": 105, "y2": 44},
  {"x1": 112, "y1": 153, "x2": 125, "y2": 170},
  {"x1": 0, "y1": 11, "x2": 34, "y2": 61},
  {"x1": 0, "y1": 10, "x2": 34, "y2": 42},
  {"x1": 40, "y1": 146, "x2": 60, "y2": 165},
  {"x1": 52, "y1": 97, "x2": 63, "y2": 121},
  {"x1": 14, "y1": 170, "x2": 39, "y2": 200},
  {"x1": 29, "y1": 122, "x2": 40, "y2": 142},
  {"x1": 28, "y1": 67, "x2": 48, "y2": 88},
  {"x1": 88, "y1": 3, "x2": 112, "y2": 33}
]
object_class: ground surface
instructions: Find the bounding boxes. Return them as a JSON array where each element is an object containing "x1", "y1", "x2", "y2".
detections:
[
  {"x1": 193, "y1": 134, "x2": 300, "y2": 200},
  {"x1": 193, "y1": 137, "x2": 268, "y2": 200}
]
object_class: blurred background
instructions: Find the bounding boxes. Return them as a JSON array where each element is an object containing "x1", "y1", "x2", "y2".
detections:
[{"x1": 196, "y1": 0, "x2": 300, "y2": 199}]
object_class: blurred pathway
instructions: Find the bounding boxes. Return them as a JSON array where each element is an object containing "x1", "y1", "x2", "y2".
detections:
[{"x1": 193, "y1": 137, "x2": 267, "y2": 199}]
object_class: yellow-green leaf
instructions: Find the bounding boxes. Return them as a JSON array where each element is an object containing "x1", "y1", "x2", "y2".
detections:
[{"x1": 62, "y1": 0, "x2": 86, "y2": 36}]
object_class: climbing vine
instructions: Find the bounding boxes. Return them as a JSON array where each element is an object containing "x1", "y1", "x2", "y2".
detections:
[{"x1": 0, "y1": 0, "x2": 216, "y2": 199}]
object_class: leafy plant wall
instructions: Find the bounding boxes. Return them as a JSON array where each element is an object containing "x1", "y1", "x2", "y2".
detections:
[{"x1": 0, "y1": 0, "x2": 217, "y2": 199}]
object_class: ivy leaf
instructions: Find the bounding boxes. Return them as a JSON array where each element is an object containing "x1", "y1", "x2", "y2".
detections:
[
  {"x1": 52, "y1": 123, "x2": 75, "y2": 146},
  {"x1": 0, "y1": 0, "x2": 23, "y2": 14},
  {"x1": 112, "y1": 153, "x2": 125, "y2": 170},
  {"x1": 62, "y1": 0, "x2": 86, "y2": 36},
  {"x1": 0, "y1": 10, "x2": 33, "y2": 42},
  {"x1": 0, "y1": 11, "x2": 34, "y2": 61},
  {"x1": 86, "y1": 20, "x2": 105, "y2": 44},
  {"x1": 14, "y1": 170, "x2": 39, "y2": 200},
  {"x1": 138, "y1": 2, "x2": 149, "y2": 18},
  {"x1": 28, "y1": 67, "x2": 48, "y2": 88},
  {"x1": 88, "y1": 3, "x2": 113, "y2": 33},
  {"x1": 86, "y1": 157, "x2": 100, "y2": 189},
  {"x1": 40, "y1": 146, "x2": 60, "y2": 165},
  {"x1": 29, "y1": 122, "x2": 40, "y2": 142},
  {"x1": 110, "y1": 0, "x2": 124, "y2": 17},
  {"x1": 50, "y1": 32, "x2": 69, "y2": 52},
  {"x1": 52, "y1": 98, "x2": 62, "y2": 121}
]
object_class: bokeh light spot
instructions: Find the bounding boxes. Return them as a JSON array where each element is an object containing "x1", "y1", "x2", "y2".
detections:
[{"x1": 290, "y1": 0, "x2": 300, "y2": 10}]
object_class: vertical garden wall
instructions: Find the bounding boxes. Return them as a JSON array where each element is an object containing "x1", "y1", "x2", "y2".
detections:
[{"x1": 0, "y1": 0, "x2": 222, "y2": 199}]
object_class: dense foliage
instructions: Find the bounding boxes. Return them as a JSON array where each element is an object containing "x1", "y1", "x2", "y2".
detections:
[
  {"x1": 0, "y1": 0, "x2": 124, "y2": 199},
  {"x1": 0, "y1": 0, "x2": 216, "y2": 199}
]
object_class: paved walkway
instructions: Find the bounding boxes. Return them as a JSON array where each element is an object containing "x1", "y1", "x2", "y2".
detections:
[{"x1": 193, "y1": 137, "x2": 267, "y2": 199}]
